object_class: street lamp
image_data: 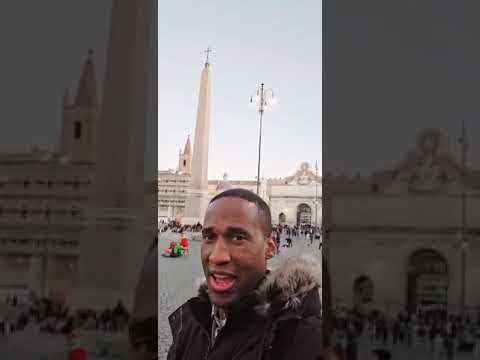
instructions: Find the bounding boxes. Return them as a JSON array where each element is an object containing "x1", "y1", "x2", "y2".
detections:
[
  {"x1": 250, "y1": 83, "x2": 275, "y2": 194},
  {"x1": 41, "y1": 212, "x2": 51, "y2": 298},
  {"x1": 314, "y1": 161, "x2": 319, "y2": 230},
  {"x1": 458, "y1": 120, "x2": 469, "y2": 317}
]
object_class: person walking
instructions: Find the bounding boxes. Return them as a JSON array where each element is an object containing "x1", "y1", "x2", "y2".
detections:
[
  {"x1": 432, "y1": 332, "x2": 444, "y2": 360},
  {"x1": 345, "y1": 332, "x2": 357, "y2": 360},
  {"x1": 444, "y1": 334, "x2": 454, "y2": 360}
]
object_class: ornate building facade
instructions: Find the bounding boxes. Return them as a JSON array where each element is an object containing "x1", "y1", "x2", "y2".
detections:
[
  {"x1": 158, "y1": 140, "x2": 322, "y2": 227},
  {"x1": 325, "y1": 129, "x2": 480, "y2": 316},
  {"x1": 0, "y1": 51, "x2": 98, "y2": 301}
]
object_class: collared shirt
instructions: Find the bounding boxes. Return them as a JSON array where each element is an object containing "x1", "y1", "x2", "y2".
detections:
[{"x1": 211, "y1": 305, "x2": 227, "y2": 347}]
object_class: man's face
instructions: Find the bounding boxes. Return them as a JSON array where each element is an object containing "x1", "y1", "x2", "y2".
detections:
[{"x1": 201, "y1": 197, "x2": 276, "y2": 308}]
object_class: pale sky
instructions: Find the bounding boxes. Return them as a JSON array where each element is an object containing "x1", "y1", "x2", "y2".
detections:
[
  {"x1": 0, "y1": 1, "x2": 158, "y2": 181},
  {"x1": 158, "y1": 1, "x2": 322, "y2": 180},
  {"x1": 324, "y1": 0, "x2": 480, "y2": 175}
]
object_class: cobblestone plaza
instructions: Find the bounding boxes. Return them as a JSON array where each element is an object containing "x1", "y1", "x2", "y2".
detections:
[{"x1": 158, "y1": 231, "x2": 322, "y2": 358}]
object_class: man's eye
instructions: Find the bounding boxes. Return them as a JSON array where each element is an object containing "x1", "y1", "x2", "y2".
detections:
[
  {"x1": 231, "y1": 234, "x2": 246, "y2": 241},
  {"x1": 202, "y1": 234, "x2": 214, "y2": 241}
]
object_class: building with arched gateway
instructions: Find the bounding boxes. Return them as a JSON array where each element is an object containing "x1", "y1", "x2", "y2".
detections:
[
  {"x1": 324, "y1": 129, "x2": 480, "y2": 317},
  {"x1": 158, "y1": 142, "x2": 322, "y2": 227}
]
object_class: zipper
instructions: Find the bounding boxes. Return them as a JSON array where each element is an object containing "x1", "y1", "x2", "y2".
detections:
[
  {"x1": 202, "y1": 314, "x2": 232, "y2": 359},
  {"x1": 200, "y1": 322, "x2": 212, "y2": 359}
]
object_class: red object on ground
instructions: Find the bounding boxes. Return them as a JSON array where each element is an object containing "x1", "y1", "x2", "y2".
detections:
[
  {"x1": 180, "y1": 237, "x2": 189, "y2": 248},
  {"x1": 68, "y1": 348, "x2": 88, "y2": 360}
]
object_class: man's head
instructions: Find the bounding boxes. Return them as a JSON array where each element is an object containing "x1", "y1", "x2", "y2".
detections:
[{"x1": 201, "y1": 188, "x2": 276, "y2": 308}]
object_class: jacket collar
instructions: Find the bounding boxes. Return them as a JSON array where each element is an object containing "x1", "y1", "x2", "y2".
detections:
[{"x1": 196, "y1": 255, "x2": 321, "y2": 318}]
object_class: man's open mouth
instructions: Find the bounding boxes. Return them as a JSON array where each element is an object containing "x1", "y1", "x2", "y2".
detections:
[{"x1": 209, "y1": 273, "x2": 237, "y2": 292}]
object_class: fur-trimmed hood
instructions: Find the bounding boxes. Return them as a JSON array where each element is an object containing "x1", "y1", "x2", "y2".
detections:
[{"x1": 197, "y1": 254, "x2": 321, "y2": 317}]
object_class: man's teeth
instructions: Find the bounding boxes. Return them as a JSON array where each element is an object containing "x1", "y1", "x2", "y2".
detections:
[{"x1": 213, "y1": 274, "x2": 232, "y2": 280}]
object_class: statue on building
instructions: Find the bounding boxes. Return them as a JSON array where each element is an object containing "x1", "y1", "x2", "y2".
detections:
[
  {"x1": 371, "y1": 129, "x2": 465, "y2": 194},
  {"x1": 216, "y1": 171, "x2": 232, "y2": 191},
  {"x1": 407, "y1": 129, "x2": 449, "y2": 193},
  {"x1": 286, "y1": 162, "x2": 318, "y2": 185}
]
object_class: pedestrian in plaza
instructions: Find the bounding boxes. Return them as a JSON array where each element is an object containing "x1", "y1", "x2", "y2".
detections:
[
  {"x1": 167, "y1": 188, "x2": 322, "y2": 360},
  {"x1": 286, "y1": 236, "x2": 293, "y2": 247},
  {"x1": 473, "y1": 332, "x2": 480, "y2": 357},
  {"x1": 345, "y1": 332, "x2": 357, "y2": 360},
  {"x1": 180, "y1": 233, "x2": 190, "y2": 255},
  {"x1": 444, "y1": 334, "x2": 454, "y2": 360},
  {"x1": 432, "y1": 331, "x2": 444, "y2": 360},
  {"x1": 372, "y1": 349, "x2": 391, "y2": 360},
  {"x1": 275, "y1": 234, "x2": 281, "y2": 254}
]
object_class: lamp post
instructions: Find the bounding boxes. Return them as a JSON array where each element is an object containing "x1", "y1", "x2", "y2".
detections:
[
  {"x1": 459, "y1": 120, "x2": 469, "y2": 317},
  {"x1": 315, "y1": 161, "x2": 319, "y2": 231},
  {"x1": 250, "y1": 83, "x2": 275, "y2": 195},
  {"x1": 41, "y1": 213, "x2": 50, "y2": 298}
]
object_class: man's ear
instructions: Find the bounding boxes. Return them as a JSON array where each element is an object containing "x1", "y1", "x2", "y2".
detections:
[{"x1": 265, "y1": 236, "x2": 276, "y2": 259}]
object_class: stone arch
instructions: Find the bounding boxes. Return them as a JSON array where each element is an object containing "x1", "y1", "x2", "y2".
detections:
[
  {"x1": 353, "y1": 275, "x2": 374, "y2": 309},
  {"x1": 406, "y1": 248, "x2": 448, "y2": 315},
  {"x1": 296, "y1": 203, "x2": 312, "y2": 226}
]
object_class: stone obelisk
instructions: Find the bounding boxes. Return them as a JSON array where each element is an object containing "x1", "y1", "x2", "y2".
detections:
[
  {"x1": 183, "y1": 50, "x2": 213, "y2": 224},
  {"x1": 72, "y1": 0, "x2": 155, "y2": 310}
]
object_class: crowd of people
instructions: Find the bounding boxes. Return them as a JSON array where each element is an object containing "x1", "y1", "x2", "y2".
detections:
[
  {"x1": 329, "y1": 306, "x2": 480, "y2": 359},
  {"x1": 159, "y1": 220, "x2": 323, "y2": 256},
  {"x1": 158, "y1": 219, "x2": 202, "y2": 234},
  {"x1": 0, "y1": 293, "x2": 130, "y2": 337},
  {"x1": 272, "y1": 223, "x2": 322, "y2": 250}
]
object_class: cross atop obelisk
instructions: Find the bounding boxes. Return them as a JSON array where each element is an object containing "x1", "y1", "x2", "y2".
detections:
[{"x1": 204, "y1": 47, "x2": 212, "y2": 66}]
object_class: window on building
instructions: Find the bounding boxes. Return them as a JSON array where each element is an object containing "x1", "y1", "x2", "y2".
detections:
[
  {"x1": 183, "y1": 160, "x2": 187, "y2": 166},
  {"x1": 71, "y1": 206, "x2": 80, "y2": 217},
  {"x1": 74, "y1": 121, "x2": 82, "y2": 139}
]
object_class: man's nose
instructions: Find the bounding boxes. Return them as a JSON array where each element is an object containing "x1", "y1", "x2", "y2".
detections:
[{"x1": 209, "y1": 237, "x2": 231, "y2": 264}]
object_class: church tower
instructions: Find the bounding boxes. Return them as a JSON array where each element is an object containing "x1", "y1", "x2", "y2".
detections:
[
  {"x1": 183, "y1": 49, "x2": 212, "y2": 224},
  {"x1": 178, "y1": 135, "x2": 192, "y2": 174},
  {"x1": 60, "y1": 49, "x2": 99, "y2": 162}
]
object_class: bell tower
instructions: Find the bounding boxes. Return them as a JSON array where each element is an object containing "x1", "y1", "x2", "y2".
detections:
[
  {"x1": 60, "y1": 49, "x2": 99, "y2": 162},
  {"x1": 178, "y1": 135, "x2": 192, "y2": 174}
]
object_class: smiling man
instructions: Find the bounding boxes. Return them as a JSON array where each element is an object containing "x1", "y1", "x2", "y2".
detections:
[{"x1": 167, "y1": 188, "x2": 322, "y2": 360}]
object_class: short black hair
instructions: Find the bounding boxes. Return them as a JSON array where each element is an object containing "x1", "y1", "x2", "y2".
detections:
[{"x1": 208, "y1": 188, "x2": 272, "y2": 237}]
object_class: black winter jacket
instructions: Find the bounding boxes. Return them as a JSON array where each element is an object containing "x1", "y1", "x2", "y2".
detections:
[{"x1": 167, "y1": 255, "x2": 322, "y2": 360}]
